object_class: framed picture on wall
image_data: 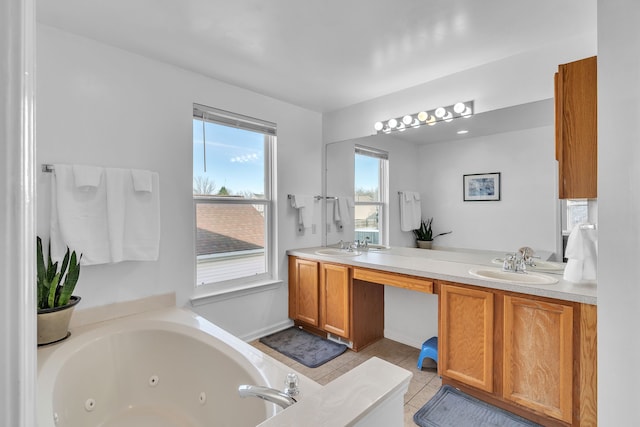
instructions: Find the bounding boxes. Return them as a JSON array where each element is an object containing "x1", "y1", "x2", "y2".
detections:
[{"x1": 463, "y1": 172, "x2": 501, "y2": 201}]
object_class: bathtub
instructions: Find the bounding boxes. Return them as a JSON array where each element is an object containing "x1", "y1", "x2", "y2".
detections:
[{"x1": 37, "y1": 308, "x2": 320, "y2": 427}]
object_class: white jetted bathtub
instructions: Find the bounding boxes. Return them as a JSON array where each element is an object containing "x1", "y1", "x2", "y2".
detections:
[
  {"x1": 37, "y1": 308, "x2": 319, "y2": 427},
  {"x1": 38, "y1": 306, "x2": 411, "y2": 427}
]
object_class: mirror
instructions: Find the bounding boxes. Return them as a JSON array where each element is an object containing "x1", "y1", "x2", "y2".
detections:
[{"x1": 324, "y1": 99, "x2": 562, "y2": 259}]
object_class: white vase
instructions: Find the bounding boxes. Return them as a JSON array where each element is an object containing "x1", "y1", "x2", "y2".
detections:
[{"x1": 37, "y1": 295, "x2": 81, "y2": 346}]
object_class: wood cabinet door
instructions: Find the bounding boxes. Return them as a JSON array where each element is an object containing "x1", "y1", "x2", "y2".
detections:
[
  {"x1": 320, "y1": 263, "x2": 351, "y2": 339},
  {"x1": 503, "y1": 295, "x2": 573, "y2": 423},
  {"x1": 293, "y1": 258, "x2": 320, "y2": 326},
  {"x1": 556, "y1": 56, "x2": 597, "y2": 199},
  {"x1": 439, "y1": 284, "x2": 494, "y2": 392}
]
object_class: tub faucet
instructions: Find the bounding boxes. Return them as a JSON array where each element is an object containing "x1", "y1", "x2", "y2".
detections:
[{"x1": 238, "y1": 385, "x2": 297, "y2": 409}]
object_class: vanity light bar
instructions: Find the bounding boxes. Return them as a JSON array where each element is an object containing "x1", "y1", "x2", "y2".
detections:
[{"x1": 374, "y1": 101, "x2": 474, "y2": 134}]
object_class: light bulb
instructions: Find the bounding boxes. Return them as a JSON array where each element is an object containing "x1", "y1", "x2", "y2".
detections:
[
  {"x1": 462, "y1": 107, "x2": 472, "y2": 117},
  {"x1": 412, "y1": 118, "x2": 420, "y2": 128},
  {"x1": 388, "y1": 118, "x2": 398, "y2": 128},
  {"x1": 402, "y1": 115, "x2": 413, "y2": 125},
  {"x1": 426, "y1": 116, "x2": 436, "y2": 126},
  {"x1": 435, "y1": 107, "x2": 446, "y2": 118},
  {"x1": 444, "y1": 111, "x2": 453, "y2": 122},
  {"x1": 454, "y1": 102, "x2": 466, "y2": 114},
  {"x1": 374, "y1": 121, "x2": 384, "y2": 131},
  {"x1": 398, "y1": 123, "x2": 406, "y2": 131},
  {"x1": 417, "y1": 111, "x2": 428, "y2": 122}
]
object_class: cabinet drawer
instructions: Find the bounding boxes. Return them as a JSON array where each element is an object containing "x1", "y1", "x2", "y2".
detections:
[{"x1": 353, "y1": 268, "x2": 433, "y2": 293}]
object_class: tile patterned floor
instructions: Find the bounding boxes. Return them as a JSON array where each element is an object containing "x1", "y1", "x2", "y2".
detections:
[{"x1": 251, "y1": 337, "x2": 441, "y2": 426}]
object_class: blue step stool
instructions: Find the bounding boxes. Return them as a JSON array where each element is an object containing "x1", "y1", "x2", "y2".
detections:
[{"x1": 417, "y1": 336, "x2": 438, "y2": 370}]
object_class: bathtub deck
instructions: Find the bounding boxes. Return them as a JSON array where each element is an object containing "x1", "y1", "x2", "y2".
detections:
[{"x1": 251, "y1": 337, "x2": 440, "y2": 427}]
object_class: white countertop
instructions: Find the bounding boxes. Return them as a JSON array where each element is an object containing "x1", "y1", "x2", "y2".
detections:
[{"x1": 287, "y1": 246, "x2": 597, "y2": 305}]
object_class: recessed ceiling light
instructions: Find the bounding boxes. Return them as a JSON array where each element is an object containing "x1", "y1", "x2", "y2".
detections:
[{"x1": 457, "y1": 130, "x2": 469, "y2": 134}]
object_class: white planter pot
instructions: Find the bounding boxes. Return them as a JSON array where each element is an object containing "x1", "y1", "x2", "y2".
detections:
[
  {"x1": 416, "y1": 240, "x2": 433, "y2": 249},
  {"x1": 37, "y1": 296, "x2": 81, "y2": 346}
]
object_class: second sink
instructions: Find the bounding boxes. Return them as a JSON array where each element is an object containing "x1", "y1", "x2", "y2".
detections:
[{"x1": 469, "y1": 267, "x2": 558, "y2": 285}]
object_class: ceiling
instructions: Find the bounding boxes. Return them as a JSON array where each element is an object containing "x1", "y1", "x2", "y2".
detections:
[{"x1": 36, "y1": 0, "x2": 596, "y2": 113}]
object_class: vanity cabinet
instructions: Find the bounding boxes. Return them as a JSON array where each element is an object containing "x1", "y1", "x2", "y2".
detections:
[
  {"x1": 555, "y1": 56, "x2": 597, "y2": 199},
  {"x1": 438, "y1": 281, "x2": 597, "y2": 426},
  {"x1": 503, "y1": 295, "x2": 574, "y2": 423},
  {"x1": 439, "y1": 284, "x2": 494, "y2": 392},
  {"x1": 289, "y1": 257, "x2": 321, "y2": 326},
  {"x1": 319, "y1": 263, "x2": 351, "y2": 338}
]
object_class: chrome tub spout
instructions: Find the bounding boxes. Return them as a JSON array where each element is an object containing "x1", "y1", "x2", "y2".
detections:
[{"x1": 238, "y1": 385, "x2": 297, "y2": 409}]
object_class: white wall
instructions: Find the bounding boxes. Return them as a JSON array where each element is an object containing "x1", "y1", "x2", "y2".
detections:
[
  {"x1": 598, "y1": 1, "x2": 640, "y2": 424},
  {"x1": 418, "y1": 126, "x2": 558, "y2": 255},
  {"x1": 36, "y1": 25, "x2": 323, "y2": 339}
]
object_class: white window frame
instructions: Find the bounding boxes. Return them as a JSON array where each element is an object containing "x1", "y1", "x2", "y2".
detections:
[
  {"x1": 191, "y1": 104, "x2": 278, "y2": 300},
  {"x1": 354, "y1": 145, "x2": 389, "y2": 246}
]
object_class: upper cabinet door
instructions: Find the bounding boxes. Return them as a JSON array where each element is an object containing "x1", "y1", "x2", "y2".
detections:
[{"x1": 555, "y1": 56, "x2": 597, "y2": 199}]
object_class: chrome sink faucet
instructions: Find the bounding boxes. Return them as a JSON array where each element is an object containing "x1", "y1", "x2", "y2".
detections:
[{"x1": 503, "y1": 252, "x2": 527, "y2": 273}]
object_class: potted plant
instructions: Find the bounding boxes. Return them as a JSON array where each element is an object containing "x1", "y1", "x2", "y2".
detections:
[
  {"x1": 36, "y1": 236, "x2": 82, "y2": 345},
  {"x1": 412, "y1": 218, "x2": 452, "y2": 249}
]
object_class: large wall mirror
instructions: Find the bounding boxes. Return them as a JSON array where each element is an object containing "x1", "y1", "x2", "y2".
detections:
[{"x1": 324, "y1": 99, "x2": 564, "y2": 259}]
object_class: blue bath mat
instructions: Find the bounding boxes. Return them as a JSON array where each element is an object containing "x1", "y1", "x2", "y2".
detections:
[
  {"x1": 259, "y1": 327, "x2": 347, "y2": 368},
  {"x1": 414, "y1": 385, "x2": 541, "y2": 427}
]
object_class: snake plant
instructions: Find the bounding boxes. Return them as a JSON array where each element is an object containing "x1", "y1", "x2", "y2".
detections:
[
  {"x1": 37, "y1": 236, "x2": 82, "y2": 310},
  {"x1": 412, "y1": 218, "x2": 452, "y2": 241}
]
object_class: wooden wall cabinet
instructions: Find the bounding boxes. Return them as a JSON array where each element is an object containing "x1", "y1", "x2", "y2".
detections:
[{"x1": 555, "y1": 56, "x2": 597, "y2": 199}]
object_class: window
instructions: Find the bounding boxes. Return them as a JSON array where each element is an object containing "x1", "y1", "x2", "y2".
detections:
[
  {"x1": 562, "y1": 199, "x2": 590, "y2": 233},
  {"x1": 354, "y1": 145, "x2": 388, "y2": 245},
  {"x1": 193, "y1": 104, "x2": 275, "y2": 288}
]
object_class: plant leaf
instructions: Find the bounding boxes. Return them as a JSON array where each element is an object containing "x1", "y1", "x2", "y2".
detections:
[
  {"x1": 58, "y1": 252, "x2": 81, "y2": 306},
  {"x1": 47, "y1": 273, "x2": 60, "y2": 309}
]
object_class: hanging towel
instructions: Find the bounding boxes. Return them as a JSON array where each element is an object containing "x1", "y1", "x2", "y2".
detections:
[
  {"x1": 335, "y1": 197, "x2": 353, "y2": 230},
  {"x1": 106, "y1": 168, "x2": 161, "y2": 262},
  {"x1": 131, "y1": 169, "x2": 153, "y2": 192},
  {"x1": 289, "y1": 194, "x2": 316, "y2": 229},
  {"x1": 563, "y1": 224, "x2": 598, "y2": 283},
  {"x1": 399, "y1": 191, "x2": 421, "y2": 231},
  {"x1": 73, "y1": 164, "x2": 103, "y2": 189},
  {"x1": 50, "y1": 164, "x2": 112, "y2": 265}
]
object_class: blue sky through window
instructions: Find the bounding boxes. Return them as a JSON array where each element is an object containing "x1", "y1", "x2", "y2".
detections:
[
  {"x1": 354, "y1": 153, "x2": 379, "y2": 200},
  {"x1": 193, "y1": 119, "x2": 265, "y2": 196}
]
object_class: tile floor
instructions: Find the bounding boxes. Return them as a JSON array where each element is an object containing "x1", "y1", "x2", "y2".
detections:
[{"x1": 251, "y1": 337, "x2": 441, "y2": 426}]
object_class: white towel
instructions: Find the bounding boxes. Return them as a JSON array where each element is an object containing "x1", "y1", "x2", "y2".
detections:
[
  {"x1": 399, "y1": 191, "x2": 421, "y2": 231},
  {"x1": 289, "y1": 194, "x2": 316, "y2": 229},
  {"x1": 50, "y1": 164, "x2": 112, "y2": 265},
  {"x1": 563, "y1": 225, "x2": 598, "y2": 283},
  {"x1": 73, "y1": 164, "x2": 103, "y2": 189},
  {"x1": 131, "y1": 169, "x2": 153, "y2": 192},
  {"x1": 106, "y1": 168, "x2": 161, "y2": 262},
  {"x1": 335, "y1": 197, "x2": 353, "y2": 230}
]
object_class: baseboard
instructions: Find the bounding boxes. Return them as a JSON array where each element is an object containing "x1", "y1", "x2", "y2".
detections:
[
  {"x1": 240, "y1": 319, "x2": 294, "y2": 342},
  {"x1": 383, "y1": 329, "x2": 424, "y2": 350}
]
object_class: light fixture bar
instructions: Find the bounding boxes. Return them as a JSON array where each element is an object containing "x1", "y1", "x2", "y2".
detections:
[{"x1": 374, "y1": 101, "x2": 474, "y2": 134}]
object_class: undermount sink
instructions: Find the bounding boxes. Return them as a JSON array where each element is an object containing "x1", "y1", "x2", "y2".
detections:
[
  {"x1": 469, "y1": 267, "x2": 558, "y2": 285},
  {"x1": 315, "y1": 248, "x2": 362, "y2": 257}
]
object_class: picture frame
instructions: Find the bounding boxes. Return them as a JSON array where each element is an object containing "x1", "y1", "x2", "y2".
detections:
[{"x1": 463, "y1": 172, "x2": 501, "y2": 201}]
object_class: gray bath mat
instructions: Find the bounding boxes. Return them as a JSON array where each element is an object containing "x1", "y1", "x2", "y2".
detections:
[
  {"x1": 414, "y1": 385, "x2": 541, "y2": 427},
  {"x1": 259, "y1": 327, "x2": 347, "y2": 368}
]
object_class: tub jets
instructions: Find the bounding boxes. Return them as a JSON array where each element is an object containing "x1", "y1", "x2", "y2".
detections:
[{"x1": 238, "y1": 385, "x2": 297, "y2": 409}]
